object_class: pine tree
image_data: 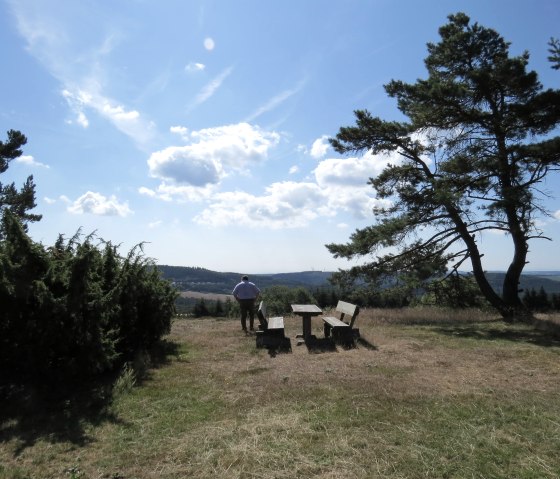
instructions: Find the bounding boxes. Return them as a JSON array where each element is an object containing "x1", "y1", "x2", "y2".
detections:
[
  {"x1": 0, "y1": 130, "x2": 42, "y2": 237},
  {"x1": 328, "y1": 13, "x2": 560, "y2": 321}
]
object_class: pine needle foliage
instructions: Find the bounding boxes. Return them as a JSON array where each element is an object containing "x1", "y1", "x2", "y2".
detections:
[{"x1": 0, "y1": 211, "x2": 177, "y2": 385}]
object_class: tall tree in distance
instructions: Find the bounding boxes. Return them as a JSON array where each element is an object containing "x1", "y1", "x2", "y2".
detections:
[
  {"x1": 328, "y1": 13, "x2": 560, "y2": 321},
  {"x1": 0, "y1": 130, "x2": 42, "y2": 236}
]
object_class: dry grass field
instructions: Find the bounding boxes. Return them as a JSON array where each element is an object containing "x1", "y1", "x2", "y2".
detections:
[
  {"x1": 178, "y1": 290, "x2": 233, "y2": 302},
  {"x1": 2, "y1": 307, "x2": 560, "y2": 479}
]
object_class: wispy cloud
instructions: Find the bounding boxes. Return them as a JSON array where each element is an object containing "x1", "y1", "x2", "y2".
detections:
[
  {"x1": 9, "y1": 2, "x2": 156, "y2": 148},
  {"x1": 245, "y1": 79, "x2": 306, "y2": 122},
  {"x1": 191, "y1": 66, "x2": 234, "y2": 108},
  {"x1": 185, "y1": 62, "x2": 205, "y2": 73},
  {"x1": 62, "y1": 87, "x2": 156, "y2": 147}
]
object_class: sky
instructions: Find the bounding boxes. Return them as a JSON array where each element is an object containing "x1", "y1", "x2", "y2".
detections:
[{"x1": 1, "y1": 0, "x2": 559, "y2": 274}]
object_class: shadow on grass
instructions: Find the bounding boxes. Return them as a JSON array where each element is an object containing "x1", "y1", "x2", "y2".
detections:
[
  {"x1": 0, "y1": 339, "x2": 181, "y2": 455},
  {"x1": 0, "y1": 379, "x2": 123, "y2": 456},
  {"x1": 433, "y1": 323, "x2": 560, "y2": 348},
  {"x1": 304, "y1": 335, "x2": 338, "y2": 353},
  {"x1": 356, "y1": 336, "x2": 378, "y2": 350}
]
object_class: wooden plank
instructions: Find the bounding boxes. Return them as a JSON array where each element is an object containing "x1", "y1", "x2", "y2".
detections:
[
  {"x1": 268, "y1": 316, "x2": 284, "y2": 330},
  {"x1": 336, "y1": 300, "x2": 358, "y2": 317},
  {"x1": 323, "y1": 316, "x2": 349, "y2": 328}
]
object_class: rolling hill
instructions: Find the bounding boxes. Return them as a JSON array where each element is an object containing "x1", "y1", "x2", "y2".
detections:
[{"x1": 157, "y1": 265, "x2": 560, "y2": 295}]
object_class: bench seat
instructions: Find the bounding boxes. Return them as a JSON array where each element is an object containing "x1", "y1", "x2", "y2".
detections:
[
  {"x1": 256, "y1": 302, "x2": 290, "y2": 351},
  {"x1": 322, "y1": 300, "x2": 360, "y2": 345},
  {"x1": 322, "y1": 316, "x2": 349, "y2": 329},
  {"x1": 267, "y1": 316, "x2": 285, "y2": 331}
]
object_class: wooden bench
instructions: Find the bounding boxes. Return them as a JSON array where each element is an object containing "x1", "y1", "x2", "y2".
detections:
[
  {"x1": 322, "y1": 300, "x2": 360, "y2": 344},
  {"x1": 255, "y1": 301, "x2": 290, "y2": 350}
]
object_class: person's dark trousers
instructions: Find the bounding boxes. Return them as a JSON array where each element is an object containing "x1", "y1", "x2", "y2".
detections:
[{"x1": 239, "y1": 298, "x2": 256, "y2": 330}]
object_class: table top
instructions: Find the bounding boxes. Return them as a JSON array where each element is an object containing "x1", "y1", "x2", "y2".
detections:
[{"x1": 291, "y1": 304, "x2": 322, "y2": 315}]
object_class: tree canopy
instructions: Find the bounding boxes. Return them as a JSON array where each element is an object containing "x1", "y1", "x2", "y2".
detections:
[
  {"x1": 327, "y1": 13, "x2": 560, "y2": 321},
  {"x1": 0, "y1": 130, "x2": 41, "y2": 237}
]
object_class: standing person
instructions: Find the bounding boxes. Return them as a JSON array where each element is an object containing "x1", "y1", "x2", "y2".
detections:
[{"x1": 232, "y1": 275, "x2": 261, "y2": 332}]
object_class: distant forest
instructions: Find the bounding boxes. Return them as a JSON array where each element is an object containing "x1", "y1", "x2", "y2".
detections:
[
  {"x1": 157, "y1": 265, "x2": 333, "y2": 294},
  {"x1": 157, "y1": 265, "x2": 560, "y2": 296}
]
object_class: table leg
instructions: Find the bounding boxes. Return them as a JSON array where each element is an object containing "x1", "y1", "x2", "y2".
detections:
[{"x1": 302, "y1": 314, "x2": 311, "y2": 338}]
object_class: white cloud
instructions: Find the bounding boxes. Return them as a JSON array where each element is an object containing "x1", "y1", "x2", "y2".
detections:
[
  {"x1": 185, "y1": 62, "x2": 205, "y2": 72},
  {"x1": 139, "y1": 183, "x2": 215, "y2": 202},
  {"x1": 314, "y1": 150, "x2": 393, "y2": 187},
  {"x1": 170, "y1": 125, "x2": 188, "y2": 138},
  {"x1": 194, "y1": 182, "x2": 330, "y2": 229},
  {"x1": 312, "y1": 151, "x2": 395, "y2": 218},
  {"x1": 76, "y1": 111, "x2": 89, "y2": 128},
  {"x1": 204, "y1": 37, "x2": 215, "y2": 51},
  {"x1": 16, "y1": 155, "x2": 50, "y2": 168},
  {"x1": 148, "y1": 146, "x2": 224, "y2": 187},
  {"x1": 192, "y1": 66, "x2": 233, "y2": 107},
  {"x1": 148, "y1": 220, "x2": 163, "y2": 228},
  {"x1": 102, "y1": 103, "x2": 139, "y2": 121},
  {"x1": 147, "y1": 123, "x2": 280, "y2": 190},
  {"x1": 67, "y1": 191, "x2": 132, "y2": 217},
  {"x1": 145, "y1": 144, "x2": 392, "y2": 228},
  {"x1": 9, "y1": 3, "x2": 155, "y2": 148},
  {"x1": 289, "y1": 165, "x2": 299, "y2": 175},
  {"x1": 44, "y1": 196, "x2": 56, "y2": 204},
  {"x1": 554, "y1": 210, "x2": 560, "y2": 220},
  {"x1": 62, "y1": 87, "x2": 155, "y2": 146},
  {"x1": 310, "y1": 135, "x2": 330, "y2": 159}
]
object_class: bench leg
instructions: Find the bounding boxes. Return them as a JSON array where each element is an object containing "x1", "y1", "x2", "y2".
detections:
[{"x1": 324, "y1": 322, "x2": 332, "y2": 338}]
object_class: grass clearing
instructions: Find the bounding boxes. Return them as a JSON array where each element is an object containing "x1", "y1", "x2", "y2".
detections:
[{"x1": 2, "y1": 308, "x2": 560, "y2": 478}]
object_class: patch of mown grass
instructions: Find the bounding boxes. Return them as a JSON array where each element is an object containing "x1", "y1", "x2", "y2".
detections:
[{"x1": 2, "y1": 313, "x2": 560, "y2": 478}]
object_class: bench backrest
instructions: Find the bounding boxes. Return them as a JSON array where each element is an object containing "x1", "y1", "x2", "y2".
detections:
[
  {"x1": 336, "y1": 300, "x2": 360, "y2": 328},
  {"x1": 257, "y1": 301, "x2": 268, "y2": 328}
]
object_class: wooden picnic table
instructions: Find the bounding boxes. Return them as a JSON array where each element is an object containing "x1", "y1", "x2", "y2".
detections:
[{"x1": 291, "y1": 304, "x2": 322, "y2": 340}]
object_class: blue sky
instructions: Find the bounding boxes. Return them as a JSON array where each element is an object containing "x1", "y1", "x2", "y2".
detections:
[{"x1": 2, "y1": 0, "x2": 559, "y2": 274}]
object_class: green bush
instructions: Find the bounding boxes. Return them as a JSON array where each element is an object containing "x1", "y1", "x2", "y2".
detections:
[
  {"x1": 0, "y1": 211, "x2": 177, "y2": 385},
  {"x1": 261, "y1": 285, "x2": 316, "y2": 315}
]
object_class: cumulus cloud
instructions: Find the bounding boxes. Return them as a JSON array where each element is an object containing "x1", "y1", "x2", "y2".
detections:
[
  {"x1": 314, "y1": 150, "x2": 394, "y2": 187},
  {"x1": 143, "y1": 127, "x2": 399, "y2": 228},
  {"x1": 16, "y1": 155, "x2": 50, "y2": 168},
  {"x1": 194, "y1": 182, "x2": 330, "y2": 229},
  {"x1": 147, "y1": 123, "x2": 280, "y2": 191},
  {"x1": 289, "y1": 165, "x2": 299, "y2": 175},
  {"x1": 554, "y1": 210, "x2": 560, "y2": 220},
  {"x1": 67, "y1": 191, "x2": 132, "y2": 217},
  {"x1": 204, "y1": 37, "x2": 215, "y2": 51},
  {"x1": 148, "y1": 146, "x2": 224, "y2": 186},
  {"x1": 310, "y1": 135, "x2": 330, "y2": 159}
]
